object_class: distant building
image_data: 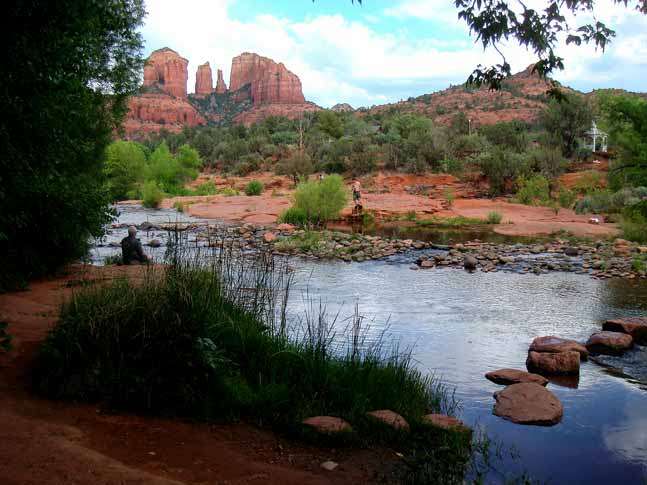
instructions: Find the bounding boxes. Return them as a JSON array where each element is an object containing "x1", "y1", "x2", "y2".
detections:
[{"x1": 585, "y1": 121, "x2": 608, "y2": 152}]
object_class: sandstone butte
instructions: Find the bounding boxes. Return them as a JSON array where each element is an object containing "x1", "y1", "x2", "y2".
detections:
[
  {"x1": 195, "y1": 62, "x2": 213, "y2": 96},
  {"x1": 125, "y1": 48, "x2": 315, "y2": 136}
]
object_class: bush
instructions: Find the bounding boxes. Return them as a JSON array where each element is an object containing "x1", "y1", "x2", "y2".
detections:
[
  {"x1": 104, "y1": 141, "x2": 147, "y2": 201},
  {"x1": 573, "y1": 171, "x2": 604, "y2": 195},
  {"x1": 277, "y1": 152, "x2": 314, "y2": 184},
  {"x1": 290, "y1": 174, "x2": 348, "y2": 225},
  {"x1": 486, "y1": 211, "x2": 502, "y2": 224},
  {"x1": 478, "y1": 148, "x2": 531, "y2": 196},
  {"x1": 574, "y1": 190, "x2": 613, "y2": 214},
  {"x1": 142, "y1": 181, "x2": 164, "y2": 208},
  {"x1": 515, "y1": 175, "x2": 551, "y2": 206},
  {"x1": 191, "y1": 181, "x2": 218, "y2": 196},
  {"x1": 278, "y1": 207, "x2": 309, "y2": 227},
  {"x1": 245, "y1": 180, "x2": 264, "y2": 196},
  {"x1": 621, "y1": 214, "x2": 647, "y2": 244},
  {"x1": 557, "y1": 186, "x2": 577, "y2": 209}
]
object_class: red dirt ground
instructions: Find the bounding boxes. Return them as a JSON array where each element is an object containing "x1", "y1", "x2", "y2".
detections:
[
  {"x1": 142, "y1": 171, "x2": 618, "y2": 239},
  {"x1": 0, "y1": 265, "x2": 398, "y2": 484}
]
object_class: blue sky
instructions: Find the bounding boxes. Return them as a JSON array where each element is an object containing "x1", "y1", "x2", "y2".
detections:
[{"x1": 141, "y1": 0, "x2": 647, "y2": 108}]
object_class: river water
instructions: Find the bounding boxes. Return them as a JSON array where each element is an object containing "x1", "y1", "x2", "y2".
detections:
[{"x1": 95, "y1": 205, "x2": 647, "y2": 484}]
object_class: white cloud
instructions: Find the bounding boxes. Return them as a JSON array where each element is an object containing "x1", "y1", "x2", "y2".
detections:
[{"x1": 141, "y1": 0, "x2": 647, "y2": 108}]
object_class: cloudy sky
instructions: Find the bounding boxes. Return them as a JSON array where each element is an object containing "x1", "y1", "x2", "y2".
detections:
[{"x1": 141, "y1": 0, "x2": 647, "y2": 108}]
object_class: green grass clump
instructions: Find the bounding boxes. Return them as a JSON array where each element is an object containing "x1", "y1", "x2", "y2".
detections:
[
  {"x1": 245, "y1": 180, "x2": 264, "y2": 196},
  {"x1": 279, "y1": 207, "x2": 309, "y2": 227},
  {"x1": 621, "y1": 214, "x2": 647, "y2": 244},
  {"x1": 486, "y1": 211, "x2": 502, "y2": 224},
  {"x1": 141, "y1": 180, "x2": 164, "y2": 208},
  {"x1": 416, "y1": 216, "x2": 486, "y2": 228},
  {"x1": 631, "y1": 256, "x2": 646, "y2": 272},
  {"x1": 33, "y1": 241, "x2": 458, "y2": 455},
  {"x1": 274, "y1": 231, "x2": 325, "y2": 253},
  {"x1": 515, "y1": 175, "x2": 551, "y2": 206},
  {"x1": 191, "y1": 181, "x2": 218, "y2": 196},
  {"x1": 220, "y1": 187, "x2": 239, "y2": 197}
]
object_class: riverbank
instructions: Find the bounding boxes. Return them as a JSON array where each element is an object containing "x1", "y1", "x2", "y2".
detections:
[{"x1": 0, "y1": 264, "x2": 403, "y2": 484}]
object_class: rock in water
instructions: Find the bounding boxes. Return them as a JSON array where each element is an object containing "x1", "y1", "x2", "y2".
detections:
[
  {"x1": 529, "y1": 336, "x2": 589, "y2": 361},
  {"x1": 366, "y1": 410, "x2": 410, "y2": 431},
  {"x1": 302, "y1": 416, "x2": 352, "y2": 434},
  {"x1": 421, "y1": 414, "x2": 470, "y2": 432},
  {"x1": 463, "y1": 255, "x2": 478, "y2": 271},
  {"x1": 485, "y1": 368, "x2": 548, "y2": 386},
  {"x1": 526, "y1": 350, "x2": 580, "y2": 375},
  {"x1": 493, "y1": 383, "x2": 563, "y2": 426},
  {"x1": 586, "y1": 331, "x2": 633, "y2": 355},
  {"x1": 603, "y1": 317, "x2": 647, "y2": 345},
  {"x1": 194, "y1": 62, "x2": 213, "y2": 95}
]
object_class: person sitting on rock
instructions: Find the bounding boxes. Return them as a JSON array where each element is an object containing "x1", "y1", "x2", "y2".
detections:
[{"x1": 121, "y1": 226, "x2": 149, "y2": 265}]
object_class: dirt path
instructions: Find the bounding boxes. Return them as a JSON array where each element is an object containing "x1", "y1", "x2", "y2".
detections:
[{"x1": 0, "y1": 265, "x2": 396, "y2": 484}]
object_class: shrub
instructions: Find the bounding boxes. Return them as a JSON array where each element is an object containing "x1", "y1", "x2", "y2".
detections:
[
  {"x1": 574, "y1": 190, "x2": 613, "y2": 214},
  {"x1": 220, "y1": 187, "x2": 239, "y2": 197},
  {"x1": 291, "y1": 174, "x2": 348, "y2": 225},
  {"x1": 142, "y1": 181, "x2": 164, "y2": 208},
  {"x1": 529, "y1": 147, "x2": 566, "y2": 179},
  {"x1": 515, "y1": 175, "x2": 551, "y2": 206},
  {"x1": 104, "y1": 141, "x2": 147, "y2": 201},
  {"x1": 191, "y1": 181, "x2": 218, "y2": 196},
  {"x1": 621, "y1": 214, "x2": 647, "y2": 244},
  {"x1": 557, "y1": 186, "x2": 577, "y2": 209},
  {"x1": 277, "y1": 152, "x2": 314, "y2": 184},
  {"x1": 486, "y1": 211, "x2": 502, "y2": 224},
  {"x1": 478, "y1": 148, "x2": 531, "y2": 196},
  {"x1": 245, "y1": 180, "x2": 264, "y2": 196},
  {"x1": 278, "y1": 207, "x2": 309, "y2": 227},
  {"x1": 573, "y1": 171, "x2": 604, "y2": 195}
]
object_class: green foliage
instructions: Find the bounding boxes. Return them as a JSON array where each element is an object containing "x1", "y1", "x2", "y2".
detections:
[
  {"x1": 245, "y1": 180, "x2": 264, "y2": 196},
  {"x1": 141, "y1": 181, "x2": 164, "y2": 209},
  {"x1": 33, "y1": 250, "x2": 452, "y2": 438},
  {"x1": 0, "y1": 0, "x2": 145, "y2": 289},
  {"x1": 486, "y1": 211, "x2": 503, "y2": 224},
  {"x1": 291, "y1": 174, "x2": 348, "y2": 225},
  {"x1": 540, "y1": 94, "x2": 593, "y2": 157},
  {"x1": 104, "y1": 141, "x2": 147, "y2": 200},
  {"x1": 277, "y1": 152, "x2": 314, "y2": 183},
  {"x1": 600, "y1": 94, "x2": 647, "y2": 189},
  {"x1": 0, "y1": 322, "x2": 12, "y2": 353},
  {"x1": 573, "y1": 170, "x2": 604, "y2": 195},
  {"x1": 274, "y1": 231, "x2": 325, "y2": 253},
  {"x1": 480, "y1": 121, "x2": 529, "y2": 153},
  {"x1": 528, "y1": 146, "x2": 566, "y2": 179},
  {"x1": 191, "y1": 181, "x2": 219, "y2": 196},
  {"x1": 515, "y1": 175, "x2": 551, "y2": 206},
  {"x1": 278, "y1": 207, "x2": 309, "y2": 227},
  {"x1": 316, "y1": 110, "x2": 344, "y2": 139},
  {"x1": 621, "y1": 214, "x2": 647, "y2": 244},
  {"x1": 348, "y1": 138, "x2": 378, "y2": 176},
  {"x1": 478, "y1": 148, "x2": 531, "y2": 196},
  {"x1": 416, "y1": 216, "x2": 487, "y2": 227},
  {"x1": 445, "y1": 189, "x2": 455, "y2": 208},
  {"x1": 557, "y1": 186, "x2": 577, "y2": 209},
  {"x1": 631, "y1": 255, "x2": 646, "y2": 273},
  {"x1": 145, "y1": 142, "x2": 202, "y2": 194}
]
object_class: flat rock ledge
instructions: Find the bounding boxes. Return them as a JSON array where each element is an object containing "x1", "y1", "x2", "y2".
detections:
[
  {"x1": 493, "y1": 383, "x2": 563, "y2": 426},
  {"x1": 526, "y1": 350, "x2": 580, "y2": 375},
  {"x1": 586, "y1": 331, "x2": 634, "y2": 355},
  {"x1": 529, "y1": 336, "x2": 589, "y2": 361},
  {"x1": 302, "y1": 416, "x2": 352, "y2": 434},
  {"x1": 366, "y1": 410, "x2": 410, "y2": 432},
  {"x1": 485, "y1": 368, "x2": 548, "y2": 386},
  {"x1": 603, "y1": 317, "x2": 647, "y2": 345},
  {"x1": 421, "y1": 414, "x2": 470, "y2": 433}
]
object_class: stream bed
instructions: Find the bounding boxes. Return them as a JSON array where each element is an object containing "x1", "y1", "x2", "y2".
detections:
[{"x1": 93, "y1": 205, "x2": 647, "y2": 484}]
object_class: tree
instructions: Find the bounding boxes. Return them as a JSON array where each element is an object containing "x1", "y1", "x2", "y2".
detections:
[
  {"x1": 0, "y1": 1, "x2": 145, "y2": 289},
  {"x1": 316, "y1": 110, "x2": 344, "y2": 139},
  {"x1": 344, "y1": 1, "x2": 647, "y2": 89},
  {"x1": 600, "y1": 94, "x2": 647, "y2": 189},
  {"x1": 540, "y1": 94, "x2": 592, "y2": 158},
  {"x1": 277, "y1": 152, "x2": 314, "y2": 185},
  {"x1": 105, "y1": 141, "x2": 147, "y2": 201}
]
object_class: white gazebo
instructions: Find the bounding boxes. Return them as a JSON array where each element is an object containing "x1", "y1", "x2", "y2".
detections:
[{"x1": 585, "y1": 121, "x2": 608, "y2": 152}]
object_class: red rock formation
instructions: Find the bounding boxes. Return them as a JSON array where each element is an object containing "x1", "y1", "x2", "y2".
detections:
[
  {"x1": 233, "y1": 102, "x2": 320, "y2": 126},
  {"x1": 195, "y1": 62, "x2": 213, "y2": 96},
  {"x1": 124, "y1": 94, "x2": 205, "y2": 137},
  {"x1": 143, "y1": 48, "x2": 189, "y2": 98},
  {"x1": 229, "y1": 53, "x2": 305, "y2": 105},
  {"x1": 215, "y1": 69, "x2": 227, "y2": 94}
]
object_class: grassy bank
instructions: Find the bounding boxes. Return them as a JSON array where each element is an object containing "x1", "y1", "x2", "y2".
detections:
[{"x1": 33, "y1": 236, "x2": 474, "y2": 482}]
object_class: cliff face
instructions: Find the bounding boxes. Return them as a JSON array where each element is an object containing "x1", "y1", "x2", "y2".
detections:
[
  {"x1": 143, "y1": 48, "x2": 189, "y2": 98},
  {"x1": 125, "y1": 49, "x2": 316, "y2": 136},
  {"x1": 215, "y1": 69, "x2": 227, "y2": 94},
  {"x1": 195, "y1": 62, "x2": 213, "y2": 96},
  {"x1": 229, "y1": 52, "x2": 305, "y2": 105}
]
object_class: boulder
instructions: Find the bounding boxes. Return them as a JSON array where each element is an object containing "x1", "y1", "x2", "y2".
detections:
[
  {"x1": 603, "y1": 317, "x2": 647, "y2": 345},
  {"x1": 493, "y1": 383, "x2": 563, "y2": 426},
  {"x1": 276, "y1": 223, "x2": 295, "y2": 232},
  {"x1": 485, "y1": 368, "x2": 548, "y2": 386},
  {"x1": 421, "y1": 414, "x2": 469, "y2": 433},
  {"x1": 263, "y1": 232, "x2": 277, "y2": 243},
  {"x1": 586, "y1": 331, "x2": 633, "y2": 355},
  {"x1": 529, "y1": 336, "x2": 588, "y2": 361},
  {"x1": 564, "y1": 247, "x2": 579, "y2": 256},
  {"x1": 147, "y1": 239, "x2": 162, "y2": 248},
  {"x1": 463, "y1": 255, "x2": 478, "y2": 271},
  {"x1": 366, "y1": 409, "x2": 410, "y2": 432},
  {"x1": 526, "y1": 350, "x2": 580, "y2": 375},
  {"x1": 302, "y1": 416, "x2": 352, "y2": 434},
  {"x1": 420, "y1": 260, "x2": 435, "y2": 268}
]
